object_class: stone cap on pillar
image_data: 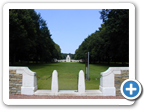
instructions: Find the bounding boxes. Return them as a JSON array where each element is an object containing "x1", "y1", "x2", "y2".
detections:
[{"x1": 101, "y1": 67, "x2": 129, "y2": 77}]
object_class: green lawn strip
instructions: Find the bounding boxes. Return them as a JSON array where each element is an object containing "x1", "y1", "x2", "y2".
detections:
[{"x1": 28, "y1": 62, "x2": 109, "y2": 90}]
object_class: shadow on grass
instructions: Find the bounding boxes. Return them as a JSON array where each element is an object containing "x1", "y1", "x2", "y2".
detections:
[
  {"x1": 87, "y1": 62, "x2": 129, "y2": 67},
  {"x1": 9, "y1": 62, "x2": 60, "y2": 69}
]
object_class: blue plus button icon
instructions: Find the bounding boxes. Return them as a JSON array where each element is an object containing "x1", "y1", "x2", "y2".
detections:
[
  {"x1": 123, "y1": 81, "x2": 139, "y2": 97},
  {"x1": 126, "y1": 83, "x2": 137, "y2": 95},
  {"x1": 121, "y1": 79, "x2": 142, "y2": 100}
]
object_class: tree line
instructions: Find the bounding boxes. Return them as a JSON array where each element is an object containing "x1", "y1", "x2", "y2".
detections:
[
  {"x1": 9, "y1": 9, "x2": 61, "y2": 65},
  {"x1": 74, "y1": 9, "x2": 129, "y2": 65}
]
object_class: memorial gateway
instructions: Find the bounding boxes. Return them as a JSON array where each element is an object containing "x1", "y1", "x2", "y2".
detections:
[{"x1": 57, "y1": 55, "x2": 82, "y2": 62}]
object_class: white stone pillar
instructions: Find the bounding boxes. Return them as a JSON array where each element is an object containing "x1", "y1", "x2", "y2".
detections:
[
  {"x1": 99, "y1": 67, "x2": 129, "y2": 96},
  {"x1": 9, "y1": 67, "x2": 38, "y2": 95},
  {"x1": 51, "y1": 70, "x2": 58, "y2": 92},
  {"x1": 78, "y1": 70, "x2": 85, "y2": 92}
]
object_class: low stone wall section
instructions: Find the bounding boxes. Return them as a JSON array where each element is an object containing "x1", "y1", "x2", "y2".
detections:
[
  {"x1": 115, "y1": 70, "x2": 129, "y2": 96},
  {"x1": 9, "y1": 70, "x2": 22, "y2": 94},
  {"x1": 100, "y1": 67, "x2": 129, "y2": 96}
]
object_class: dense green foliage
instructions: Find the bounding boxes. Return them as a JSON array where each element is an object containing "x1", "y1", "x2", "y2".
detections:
[
  {"x1": 9, "y1": 9, "x2": 61, "y2": 65},
  {"x1": 75, "y1": 9, "x2": 129, "y2": 65}
]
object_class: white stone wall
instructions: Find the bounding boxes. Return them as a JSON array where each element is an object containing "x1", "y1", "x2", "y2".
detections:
[
  {"x1": 57, "y1": 59, "x2": 82, "y2": 62},
  {"x1": 57, "y1": 60, "x2": 66, "y2": 62},
  {"x1": 71, "y1": 60, "x2": 80, "y2": 62}
]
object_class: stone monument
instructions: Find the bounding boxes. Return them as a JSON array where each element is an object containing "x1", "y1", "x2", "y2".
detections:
[{"x1": 66, "y1": 55, "x2": 71, "y2": 62}]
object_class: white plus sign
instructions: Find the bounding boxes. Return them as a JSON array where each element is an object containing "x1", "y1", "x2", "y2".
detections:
[{"x1": 126, "y1": 83, "x2": 137, "y2": 95}]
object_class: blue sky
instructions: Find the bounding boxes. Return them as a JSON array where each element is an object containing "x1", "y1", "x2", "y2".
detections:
[{"x1": 34, "y1": 9, "x2": 103, "y2": 54}]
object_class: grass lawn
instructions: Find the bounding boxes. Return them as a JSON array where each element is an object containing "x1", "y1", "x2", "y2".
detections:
[{"x1": 28, "y1": 62, "x2": 111, "y2": 90}]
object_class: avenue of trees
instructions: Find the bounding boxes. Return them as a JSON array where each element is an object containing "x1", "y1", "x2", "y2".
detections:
[
  {"x1": 74, "y1": 9, "x2": 129, "y2": 65},
  {"x1": 9, "y1": 9, "x2": 129, "y2": 65},
  {"x1": 9, "y1": 9, "x2": 61, "y2": 65}
]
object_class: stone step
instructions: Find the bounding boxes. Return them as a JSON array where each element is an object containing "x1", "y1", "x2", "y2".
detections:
[
  {"x1": 82, "y1": 90, "x2": 103, "y2": 96},
  {"x1": 58, "y1": 90, "x2": 79, "y2": 96},
  {"x1": 34, "y1": 90, "x2": 53, "y2": 95},
  {"x1": 34, "y1": 90, "x2": 103, "y2": 96}
]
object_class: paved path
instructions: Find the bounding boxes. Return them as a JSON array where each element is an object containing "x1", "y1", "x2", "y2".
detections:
[{"x1": 9, "y1": 95, "x2": 125, "y2": 99}]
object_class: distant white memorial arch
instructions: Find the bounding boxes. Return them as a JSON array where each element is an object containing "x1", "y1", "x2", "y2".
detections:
[
  {"x1": 66, "y1": 55, "x2": 71, "y2": 62},
  {"x1": 57, "y1": 55, "x2": 82, "y2": 62}
]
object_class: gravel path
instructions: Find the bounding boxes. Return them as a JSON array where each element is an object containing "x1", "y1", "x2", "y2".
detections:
[{"x1": 9, "y1": 95, "x2": 125, "y2": 99}]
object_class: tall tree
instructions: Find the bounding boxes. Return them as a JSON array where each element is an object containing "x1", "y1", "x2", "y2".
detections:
[
  {"x1": 9, "y1": 9, "x2": 37, "y2": 64},
  {"x1": 75, "y1": 9, "x2": 129, "y2": 65},
  {"x1": 100, "y1": 9, "x2": 129, "y2": 64},
  {"x1": 9, "y1": 9, "x2": 62, "y2": 65}
]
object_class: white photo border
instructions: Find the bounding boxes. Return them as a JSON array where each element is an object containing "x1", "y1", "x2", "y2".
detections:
[{"x1": 3, "y1": 2, "x2": 135, "y2": 105}]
